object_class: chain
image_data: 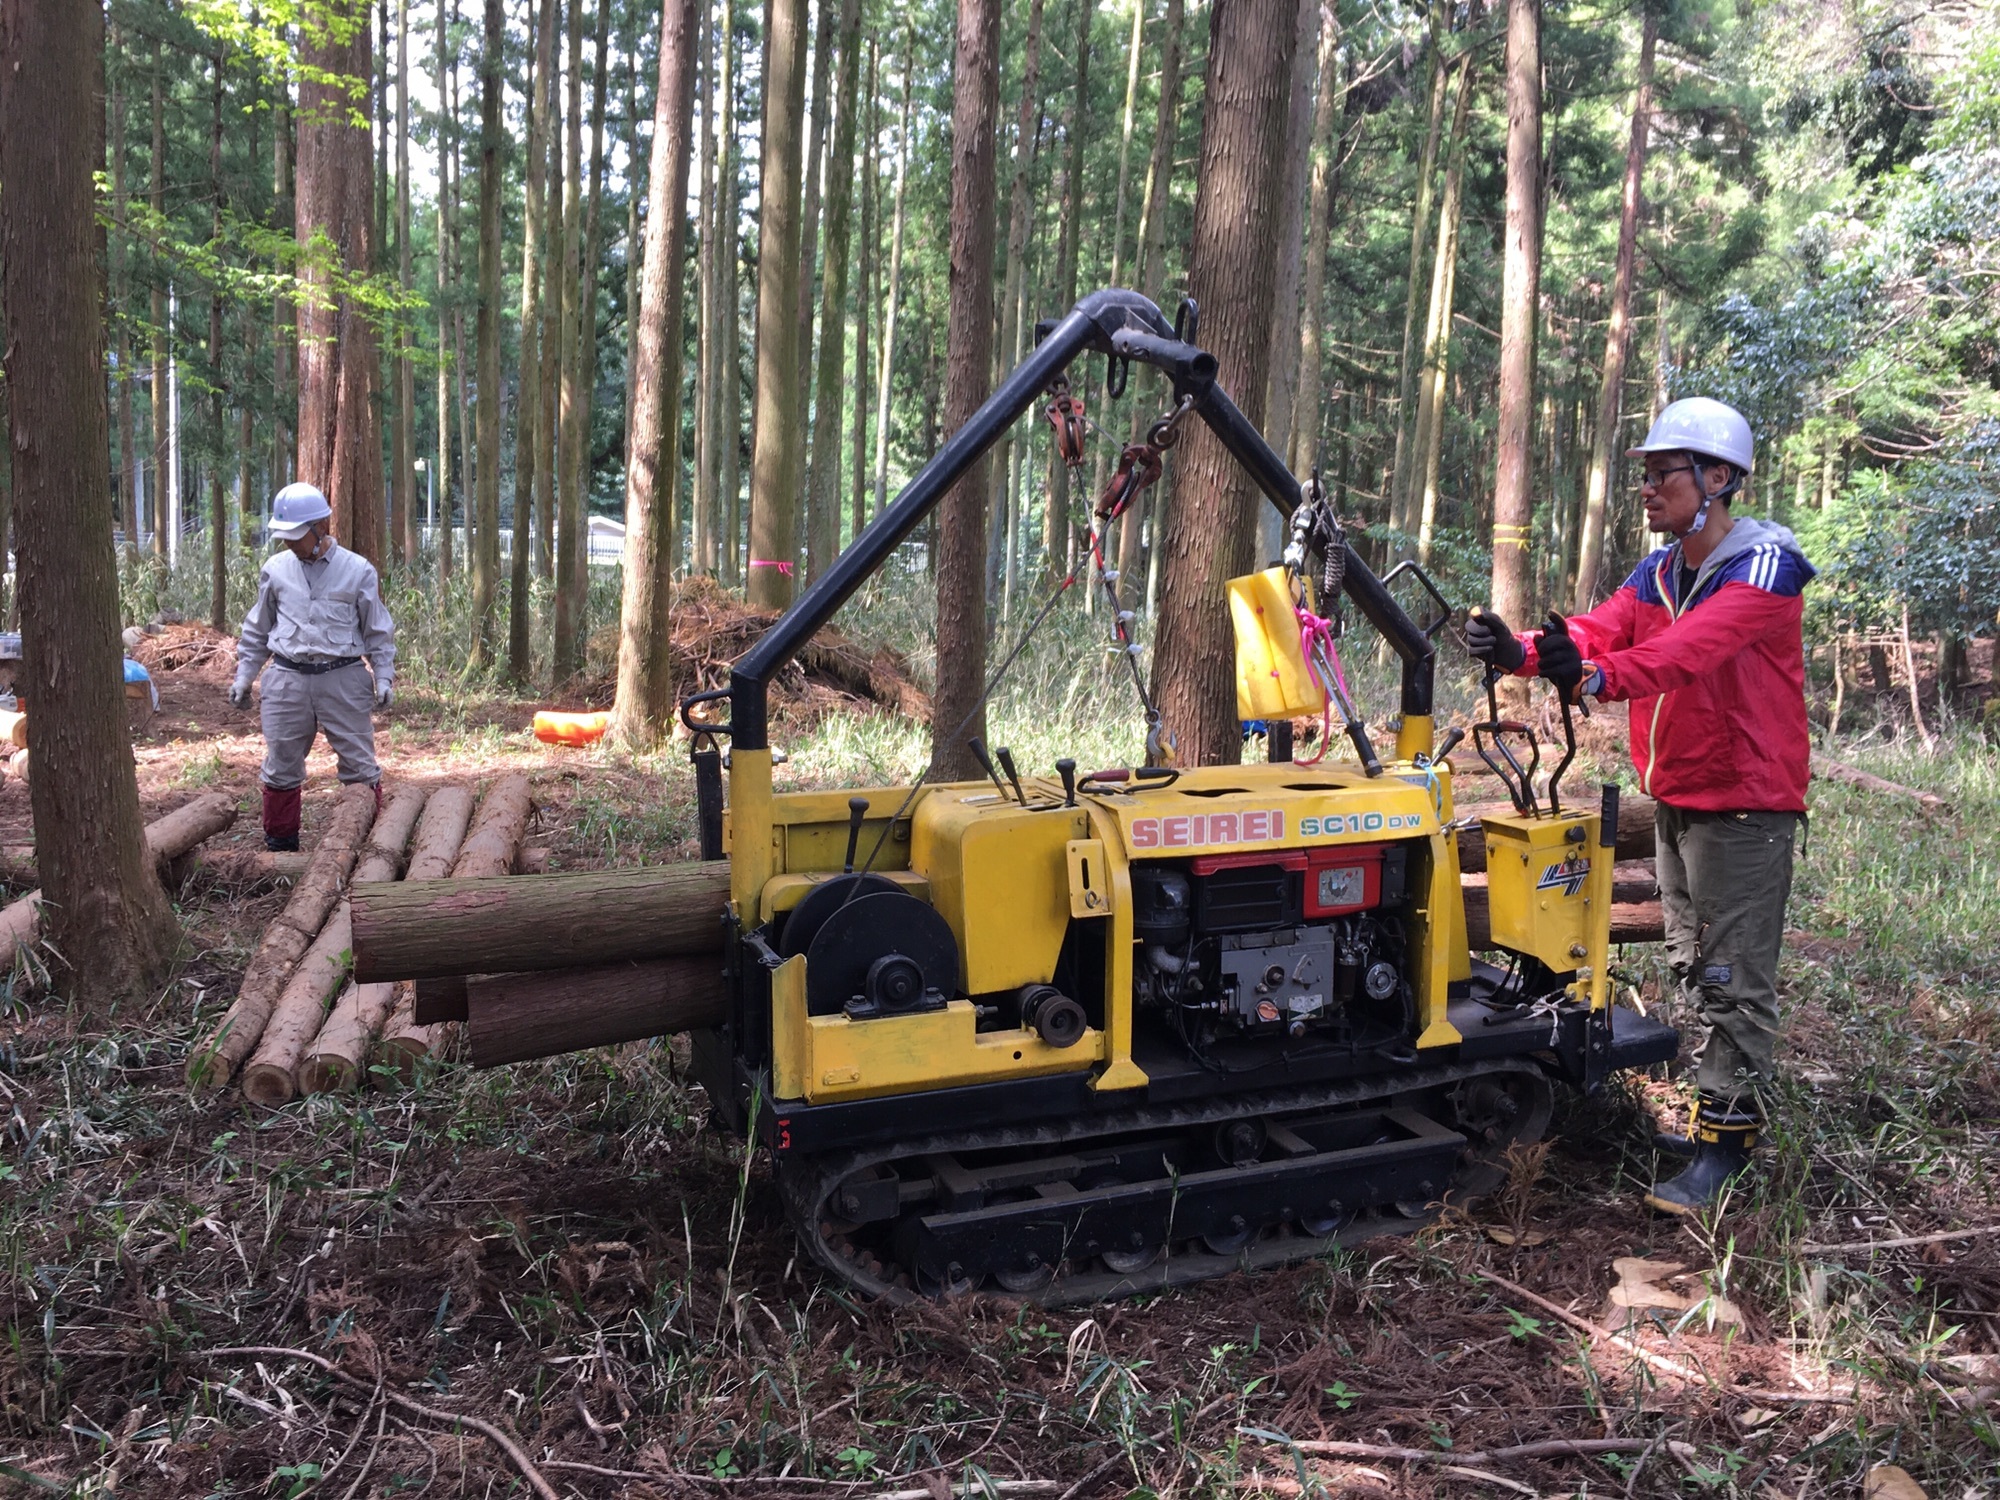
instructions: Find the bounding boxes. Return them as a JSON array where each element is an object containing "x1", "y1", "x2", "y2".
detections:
[{"x1": 1044, "y1": 375, "x2": 1089, "y2": 470}]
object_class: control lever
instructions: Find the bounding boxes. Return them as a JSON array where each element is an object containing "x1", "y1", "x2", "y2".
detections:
[
  {"x1": 1540, "y1": 613, "x2": 1581, "y2": 817},
  {"x1": 994, "y1": 746, "x2": 1027, "y2": 804},
  {"x1": 1431, "y1": 725, "x2": 1467, "y2": 761},
  {"x1": 841, "y1": 796, "x2": 869, "y2": 874},
  {"x1": 1056, "y1": 758, "x2": 1077, "y2": 807},
  {"x1": 966, "y1": 737, "x2": 1010, "y2": 801},
  {"x1": 1472, "y1": 662, "x2": 1540, "y2": 816}
]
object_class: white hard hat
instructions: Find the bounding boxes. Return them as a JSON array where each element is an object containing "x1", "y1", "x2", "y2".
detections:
[
  {"x1": 1627, "y1": 397, "x2": 1755, "y2": 472},
  {"x1": 268, "y1": 481, "x2": 332, "y2": 540}
]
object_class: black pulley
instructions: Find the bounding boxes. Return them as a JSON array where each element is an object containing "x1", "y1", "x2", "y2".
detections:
[
  {"x1": 778, "y1": 873, "x2": 901, "y2": 961},
  {"x1": 803, "y1": 890, "x2": 960, "y2": 1017}
]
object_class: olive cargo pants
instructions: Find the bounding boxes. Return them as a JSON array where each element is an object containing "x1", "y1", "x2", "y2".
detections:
[{"x1": 1654, "y1": 803, "x2": 1801, "y2": 1108}]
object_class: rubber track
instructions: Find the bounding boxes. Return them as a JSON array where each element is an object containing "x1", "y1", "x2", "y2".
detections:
[{"x1": 775, "y1": 1057, "x2": 1553, "y2": 1306}]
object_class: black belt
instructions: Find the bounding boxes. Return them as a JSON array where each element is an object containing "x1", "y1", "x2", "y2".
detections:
[{"x1": 271, "y1": 653, "x2": 361, "y2": 676}]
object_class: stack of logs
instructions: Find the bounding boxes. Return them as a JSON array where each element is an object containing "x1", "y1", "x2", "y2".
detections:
[
  {"x1": 190, "y1": 772, "x2": 536, "y2": 1102},
  {"x1": 345, "y1": 782, "x2": 1667, "y2": 1073}
]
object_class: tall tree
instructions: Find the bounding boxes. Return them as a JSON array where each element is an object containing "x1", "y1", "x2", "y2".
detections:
[
  {"x1": 272, "y1": 74, "x2": 293, "y2": 490},
  {"x1": 0, "y1": 0, "x2": 178, "y2": 1007},
  {"x1": 208, "y1": 54, "x2": 227, "y2": 632},
  {"x1": 536, "y1": 83, "x2": 563, "y2": 583},
  {"x1": 295, "y1": 0, "x2": 384, "y2": 562},
  {"x1": 869, "y1": 32, "x2": 911, "y2": 522},
  {"x1": 553, "y1": 0, "x2": 584, "y2": 608},
  {"x1": 796, "y1": 0, "x2": 836, "y2": 486},
  {"x1": 556, "y1": 0, "x2": 611, "y2": 681},
  {"x1": 1289, "y1": 0, "x2": 1341, "y2": 477},
  {"x1": 110, "y1": 26, "x2": 139, "y2": 562},
  {"x1": 1262, "y1": 0, "x2": 1318, "y2": 479},
  {"x1": 395, "y1": 0, "x2": 418, "y2": 562},
  {"x1": 1410, "y1": 55, "x2": 1472, "y2": 565},
  {"x1": 1041, "y1": 0, "x2": 1090, "y2": 583},
  {"x1": 1573, "y1": 7, "x2": 1656, "y2": 608},
  {"x1": 852, "y1": 38, "x2": 877, "y2": 532},
  {"x1": 806, "y1": 0, "x2": 864, "y2": 576},
  {"x1": 509, "y1": 0, "x2": 558, "y2": 680},
  {"x1": 1152, "y1": 0, "x2": 1298, "y2": 766},
  {"x1": 746, "y1": 0, "x2": 810, "y2": 607},
  {"x1": 150, "y1": 40, "x2": 169, "y2": 560},
  {"x1": 1489, "y1": 0, "x2": 1544, "y2": 658},
  {"x1": 435, "y1": 0, "x2": 455, "y2": 581},
  {"x1": 693, "y1": 0, "x2": 721, "y2": 575},
  {"x1": 469, "y1": 0, "x2": 504, "y2": 667},
  {"x1": 987, "y1": 0, "x2": 1044, "y2": 595},
  {"x1": 1133, "y1": 0, "x2": 1185, "y2": 613},
  {"x1": 930, "y1": 0, "x2": 1001, "y2": 781},
  {"x1": 609, "y1": 0, "x2": 699, "y2": 746},
  {"x1": 1388, "y1": 0, "x2": 1449, "y2": 541}
]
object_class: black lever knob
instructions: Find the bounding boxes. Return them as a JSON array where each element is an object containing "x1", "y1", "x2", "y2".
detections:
[
  {"x1": 994, "y1": 746, "x2": 1027, "y2": 804},
  {"x1": 842, "y1": 795, "x2": 869, "y2": 874},
  {"x1": 1056, "y1": 758, "x2": 1077, "y2": 808}
]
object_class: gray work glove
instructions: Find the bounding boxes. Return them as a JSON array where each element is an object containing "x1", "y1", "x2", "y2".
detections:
[
  {"x1": 228, "y1": 670, "x2": 255, "y2": 710},
  {"x1": 375, "y1": 680, "x2": 394, "y2": 710}
]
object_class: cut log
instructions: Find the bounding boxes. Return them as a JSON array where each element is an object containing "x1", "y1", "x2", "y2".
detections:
[
  {"x1": 186, "y1": 849, "x2": 311, "y2": 886},
  {"x1": 8, "y1": 748, "x2": 26, "y2": 786},
  {"x1": 1812, "y1": 752, "x2": 1949, "y2": 812},
  {"x1": 413, "y1": 974, "x2": 468, "y2": 1025},
  {"x1": 466, "y1": 955, "x2": 730, "y2": 1067},
  {"x1": 451, "y1": 773, "x2": 533, "y2": 879},
  {"x1": 299, "y1": 980, "x2": 399, "y2": 1093},
  {"x1": 242, "y1": 786, "x2": 427, "y2": 1104},
  {"x1": 0, "y1": 793, "x2": 238, "y2": 971},
  {"x1": 240, "y1": 908, "x2": 355, "y2": 1105},
  {"x1": 1463, "y1": 889, "x2": 1665, "y2": 950},
  {"x1": 1455, "y1": 794, "x2": 1656, "y2": 874},
  {"x1": 188, "y1": 784, "x2": 377, "y2": 1089},
  {"x1": 351, "y1": 861, "x2": 732, "y2": 984},
  {"x1": 0, "y1": 710, "x2": 26, "y2": 750},
  {"x1": 352, "y1": 784, "x2": 429, "y2": 883},
  {"x1": 404, "y1": 784, "x2": 476, "y2": 881},
  {"x1": 374, "y1": 984, "x2": 453, "y2": 1082}
]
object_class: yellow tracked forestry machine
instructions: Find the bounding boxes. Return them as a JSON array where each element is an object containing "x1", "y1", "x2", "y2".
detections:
[{"x1": 659, "y1": 291, "x2": 1677, "y2": 1303}]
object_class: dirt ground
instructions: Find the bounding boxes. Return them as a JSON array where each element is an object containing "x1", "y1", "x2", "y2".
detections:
[{"x1": 0, "y1": 630, "x2": 1993, "y2": 1498}]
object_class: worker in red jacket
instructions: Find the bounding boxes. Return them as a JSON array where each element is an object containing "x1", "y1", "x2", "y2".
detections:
[{"x1": 1467, "y1": 397, "x2": 1814, "y2": 1216}]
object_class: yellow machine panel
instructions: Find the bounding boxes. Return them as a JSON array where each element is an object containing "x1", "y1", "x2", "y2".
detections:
[{"x1": 1479, "y1": 810, "x2": 1612, "y2": 1006}]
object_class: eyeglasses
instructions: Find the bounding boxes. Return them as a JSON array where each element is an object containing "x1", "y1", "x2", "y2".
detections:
[{"x1": 1638, "y1": 462, "x2": 1698, "y2": 492}]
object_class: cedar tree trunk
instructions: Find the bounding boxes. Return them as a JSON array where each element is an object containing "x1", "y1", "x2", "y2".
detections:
[
  {"x1": 1151, "y1": 0, "x2": 1297, "y2": 766},
  {"x1": 0, "y1": 0, "x2": 178, "y2": 1006},
  {"x1": 1488, "y1": 0, "x2": 1543, "y2": 661}
]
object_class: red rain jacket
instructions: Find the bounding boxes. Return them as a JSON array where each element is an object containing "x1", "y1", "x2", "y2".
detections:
[{"x1": 1517, "y1": 517, "x2": 1816, "y2": 814}]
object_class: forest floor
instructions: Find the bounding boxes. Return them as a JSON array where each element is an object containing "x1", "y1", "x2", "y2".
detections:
[{"x1": 1, "y1": 614, "x2": 1997, "y2": 1499}]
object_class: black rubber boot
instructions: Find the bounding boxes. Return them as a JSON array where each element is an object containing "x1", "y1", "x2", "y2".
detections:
[
  {"x1": 264, "y1": 832, "x2": 301, "y2": 853},
  {"x1": 1645, "y1": 1099, "x2": 1759, "y2": 1217},
  {"x1": 1650, "y1": 1097, "x2": 1702, "y2": 1159}
]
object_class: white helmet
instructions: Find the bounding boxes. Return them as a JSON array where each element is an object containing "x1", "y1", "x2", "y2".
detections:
[
  {"x1": 267, "y1": 481, "x2": 332, "y2": 540},
  {"x1": 1626, "y1": 397, "x2": 1755, "y2": 472}
]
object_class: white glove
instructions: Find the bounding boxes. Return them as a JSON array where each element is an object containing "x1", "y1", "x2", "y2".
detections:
[
  {"x1": 375, "y1": 682, "x2": 394, "y2": 710},
  {"x1": 228, "y1": 674, "x2": 254, "y2": 710}
]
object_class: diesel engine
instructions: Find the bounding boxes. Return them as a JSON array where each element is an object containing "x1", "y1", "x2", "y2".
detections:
[{"x1": 1129, "y1": 842, "x2": 1414, "y2": 1050}]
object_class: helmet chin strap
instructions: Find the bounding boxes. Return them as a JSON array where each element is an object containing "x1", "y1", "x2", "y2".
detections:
[{"x1": 1673, "y1": 456, "x2": 1742, "y2": 540}]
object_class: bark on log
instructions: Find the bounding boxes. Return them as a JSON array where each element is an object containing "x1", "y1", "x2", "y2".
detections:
[
  {"x1": 1811, "y1": 752, "x2": 1949, "y2": 812},
  {"x1": 299, "y1": 980, "x2": 397, "y2": 1093},
  {"x1": 451, "y1": 773, "x2": 533, "y2": 878},
  {"x1": 0, "y1": 793, "x2": 238, "y2": 970},
  {"x1": 404, "y1": 784, "x2": 476, "y2": 881},
  {"x1": 466, "y1": 954, "x2": 729, "y2": 1066},
  {"x1": 352, "y1": 784, "x2": 430, "y2": 882},
  {"x1": 1455, "y1": 794, "x2": 1656, "y2": 874},
  {"x1": 188, "y1": 784, "x2": 377, "y2": 1088},
  {"x1": 241, "y1": 787, "x2": 427, "y2": 1104},
  {"x1": 351, "y1": 861, "x2": 732, "y2": 983},
  {"x1": 240, "y1": 908, "x2": 354, "y2": 1105},
  {"x1": 413, "y1": 973, "x2": 468, "y2": 1025},
  {"x1": 186, "y1": 849, "x2": 311, "y2": 886}
]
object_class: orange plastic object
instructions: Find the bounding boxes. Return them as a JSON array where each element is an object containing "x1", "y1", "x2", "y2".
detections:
[{"x1": 533, "y1": 709, "x2": 611, "y2": 747}]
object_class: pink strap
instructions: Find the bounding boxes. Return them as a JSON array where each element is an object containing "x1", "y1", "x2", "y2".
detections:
[{"x1": 1293, "y1": 605, "x2": 1346, "y2": 767}]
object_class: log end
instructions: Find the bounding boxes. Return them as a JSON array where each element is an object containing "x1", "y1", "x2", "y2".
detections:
[
  {"x1": 298, "y1": 1053, "x2": 357, "y2": 1095},
  {"x1": 240, "y1": 1061, "x2": 298, "y2": 1108}
]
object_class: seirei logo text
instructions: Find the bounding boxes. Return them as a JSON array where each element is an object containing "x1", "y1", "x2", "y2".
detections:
[{"x1": 1129, "y1": 810, "x2": 1285, "y2": 849}]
